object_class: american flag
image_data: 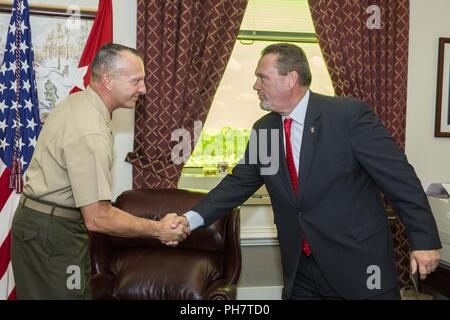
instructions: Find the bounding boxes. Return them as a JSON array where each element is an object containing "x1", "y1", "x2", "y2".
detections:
[{"x1": 0, "y1": 0, "x2": 41, "y2": 300}]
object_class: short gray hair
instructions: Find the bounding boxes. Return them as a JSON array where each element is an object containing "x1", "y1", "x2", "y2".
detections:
[{"x1": 90, "y1": 43, "x2": 142, "y2": 81}]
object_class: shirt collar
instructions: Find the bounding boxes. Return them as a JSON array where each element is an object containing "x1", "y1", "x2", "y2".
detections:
[
  {"x1": 84, "y1": 85, "x2": 111, "y2": 122},
  {"x1": 282, "y1": 89, "x2": 310, "y2": 125}
]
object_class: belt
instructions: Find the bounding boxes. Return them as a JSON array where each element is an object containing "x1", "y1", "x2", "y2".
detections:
[{"x1": 19, "y1": 195, "x2": 81, "y2": 220}]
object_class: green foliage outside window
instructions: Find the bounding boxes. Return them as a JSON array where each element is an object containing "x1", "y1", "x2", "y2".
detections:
[{"x1": 185, "y1": 127, "x2": 251, "y2": 170}]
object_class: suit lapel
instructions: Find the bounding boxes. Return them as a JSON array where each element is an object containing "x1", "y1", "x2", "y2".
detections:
[{"x1": 297, "y1": 92, "x2": 321, "y2": 206}]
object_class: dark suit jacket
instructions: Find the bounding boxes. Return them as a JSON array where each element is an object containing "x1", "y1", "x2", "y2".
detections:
[{"x1": 192, "y1": 91, "x2": 441, "y2": 299}]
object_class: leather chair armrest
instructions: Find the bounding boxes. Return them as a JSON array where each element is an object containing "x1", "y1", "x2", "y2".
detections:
[
  {"x1": 91, "y1": 273, "x2": 116, "y2": 300},
  {"x1": 90, "y1": 232, "x2": 113, "y2": 275},
  {"x1": 223, "y1": 208, "x2": 241, "y2": 283},
  {"x1": 204, "y1": 279, "x2": 237, "y2": 300}
]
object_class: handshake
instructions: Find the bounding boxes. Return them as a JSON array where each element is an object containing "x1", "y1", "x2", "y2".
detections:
[{"x1": 157, "y1": 213, "x2": 191, "y2": 246}]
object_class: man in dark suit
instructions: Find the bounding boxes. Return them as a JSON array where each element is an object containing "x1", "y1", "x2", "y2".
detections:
[{"x1": 174, "y1": 43, "x2": 441, "y2": 299}]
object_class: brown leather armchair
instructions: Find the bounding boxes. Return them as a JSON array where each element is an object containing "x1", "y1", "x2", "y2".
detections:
[{"x1": 90, "y1": 188, "x2": 241, "y2": 300}]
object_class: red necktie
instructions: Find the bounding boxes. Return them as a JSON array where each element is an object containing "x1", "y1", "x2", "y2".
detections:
[
  {"x1": 283, "y1": 118, "x2": 297, "y2": 193},
  {"x1": 283, "y1": 118, "x2": 311, "y2": 257}
]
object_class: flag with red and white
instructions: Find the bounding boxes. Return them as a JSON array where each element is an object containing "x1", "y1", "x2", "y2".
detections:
[
  {"x1": 0, "y1": 0, "x2": 41, "y2": 300},
  {"x1": 70, "y1": 0, "x2": 112, "y2": 93}
]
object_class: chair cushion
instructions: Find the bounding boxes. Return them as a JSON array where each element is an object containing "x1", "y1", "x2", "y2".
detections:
[{"x1": 110, "y1": 248, "x2": 223, "y2": 300}]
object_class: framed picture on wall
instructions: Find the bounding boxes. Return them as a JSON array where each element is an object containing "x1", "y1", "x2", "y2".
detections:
[
  {"x1": 435, "y1": 37, "x2": 450, "y2": 137},
  {"x1": 0, "y1": 3, "x2": 96, "y2": 123}
]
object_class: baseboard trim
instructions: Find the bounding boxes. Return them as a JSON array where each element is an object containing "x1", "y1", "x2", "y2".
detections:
[
  {"x1": 240, "y1": 226, "x2": 279, "y2": 246},
  {"x1": 237, "y1": 286, "x2": 282, "y2": 300}
]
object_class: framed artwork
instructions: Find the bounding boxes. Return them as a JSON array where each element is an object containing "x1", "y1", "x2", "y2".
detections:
[
  {"x1": 0, "y1": 3, "x2": 95, "y2": 122},
  {"x1": 435, "y1": 37, "x2": 450, "y2": 137}
]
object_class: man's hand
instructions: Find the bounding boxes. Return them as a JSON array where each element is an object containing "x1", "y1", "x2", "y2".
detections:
[
  {"x1": 410, "y1": 250, "x2": 440, "y2": 280},
  {"x1": 159, "y1": 214, "x2": 191, "y2": 247},
  {"x1": 157, "y1": 213, "x2": 189, "y2": 246}
]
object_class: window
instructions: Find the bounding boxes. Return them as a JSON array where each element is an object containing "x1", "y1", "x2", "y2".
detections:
[{"x1": 184, "y1": 0, "x2": 333, "y2": 173}]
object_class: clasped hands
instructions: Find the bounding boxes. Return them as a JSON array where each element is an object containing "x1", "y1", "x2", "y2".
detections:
[{"x1": 157, "y1": 213, "x2": 191, "y2": 247}]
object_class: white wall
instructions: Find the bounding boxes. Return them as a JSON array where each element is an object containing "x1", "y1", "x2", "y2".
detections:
[
  {"x1": 110, "y1": 0, "x2": 136, "y2": 200},
  {"x1": 406, "y1": 0, "x2": 450, "y2": 187},
  {"x1": 407, "y1": 0, "x2": 450, "y2": 263}
]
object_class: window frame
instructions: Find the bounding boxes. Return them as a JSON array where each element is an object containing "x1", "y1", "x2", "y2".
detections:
[
  {"x1": 238, "y1": 30, "x2": 317, "y2": 44},
  {"x1": 183, "y1": 31, "x2": 329, "y2": 173}
]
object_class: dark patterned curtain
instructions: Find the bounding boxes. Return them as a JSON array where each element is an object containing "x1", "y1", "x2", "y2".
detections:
[
  {"x1": 127, "y1": 0, "x2": 248, "y2": 188},
  {"x1": 308, "y1": 0, "x2": 409, "y2": 149},
  {"x1": 308, "y1": 0, "x2": 411, "y2": 289}
]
